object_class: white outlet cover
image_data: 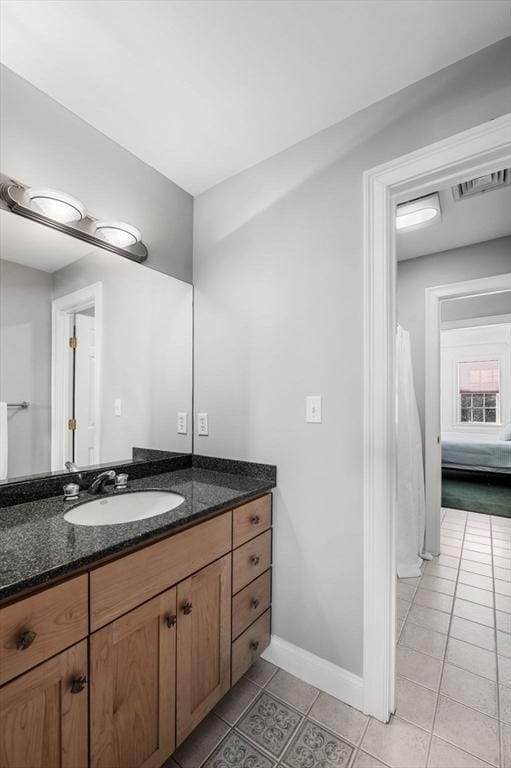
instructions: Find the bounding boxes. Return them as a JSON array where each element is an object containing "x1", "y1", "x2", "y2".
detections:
[
  {"x1": 197, "y1": 412, "x2": 209, "y2": 436},
  {"x1": 177, "y1": 412, "x2": 188, "y2": 435},
  {"x1": 306, "y1": 395, "x2": 322, "y2": 423}
]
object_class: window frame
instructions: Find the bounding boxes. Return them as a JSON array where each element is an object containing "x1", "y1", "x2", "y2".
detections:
[{"x1": 456, "y1": 359, "x2": 501, "y2": 426}]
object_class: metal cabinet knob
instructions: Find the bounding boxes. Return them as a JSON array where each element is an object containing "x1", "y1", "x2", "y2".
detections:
[
  {"x1": 251, "y1": 599, "x2": 260, "y2": 610},
  {"x1": 165, "y1": 614, "x2": 177, "y2": 628},
  {"x1": 70, "y1": 675, "x2": 87, "y2": 694},
  {"x1": 250, "y1": 640, "x2": 259, "y2": 651},
  {"x1": 251, "y1": 555, "x2": 261, "y2": 566},
  {"x1": 250, "y1": 515, "x2": 260, "y2": 525},
  {"x1": 182, "y1": 601, "x2": 193, "y2": 615},
  {"x1": 16, "y1": 630, "x2": 37, "y2": 651}
]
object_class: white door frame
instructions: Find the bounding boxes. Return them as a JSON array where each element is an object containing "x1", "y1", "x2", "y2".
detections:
[
  {"x1": 362, "y1": 113, "x2": 511, "y2": 722},
  {"x1": 425, "y1": 273, "x2": 511, "y2": 546},
  {"x1": 51, "y1": 282, "x2": 103, "y2": 471}
]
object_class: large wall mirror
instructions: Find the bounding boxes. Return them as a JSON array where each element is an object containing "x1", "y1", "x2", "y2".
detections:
[{"x1": 0, "y1": 206, "x2": 193, "y2": 482}]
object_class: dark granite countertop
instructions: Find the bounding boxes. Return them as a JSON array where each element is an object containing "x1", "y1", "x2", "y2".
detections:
[{"x1": 0, "y1": 467, "x2": 275, "y2": 602}]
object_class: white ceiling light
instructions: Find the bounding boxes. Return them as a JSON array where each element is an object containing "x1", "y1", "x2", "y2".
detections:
[
  {"x1": 95, "y1": 221, "x2": 141, "y2": 248},
  {"x1": 28, "y1": 188, "x2": 86, "y2": 224},
  {"x1": 396, "y1": 193, "x2": 441, "y2": 232}
]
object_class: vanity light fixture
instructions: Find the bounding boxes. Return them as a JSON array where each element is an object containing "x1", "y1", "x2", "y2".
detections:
[
  {"x1": 0, "y1": 174, "x2": 148, "y2": 263},
  {"x1": 27, "y1": 188, "x2": 86, "y2": 224},
  {"x1": 396, "y1": 193, "x2": 441, "y2": 231},
  {"x1": 95, "y1": 221, "x2": 141, "y2": 248}
]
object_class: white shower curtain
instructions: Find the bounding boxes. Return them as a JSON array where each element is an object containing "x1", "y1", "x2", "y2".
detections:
[{"x1": 396, "y1": 325, "x2": 429, "y2": 578}]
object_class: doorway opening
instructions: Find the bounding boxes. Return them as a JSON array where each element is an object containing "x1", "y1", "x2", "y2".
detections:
[
  {"x1": 51, "y1": 282, "x2": 102, "y2": 472},
  {"x1": 362, "y1": 114, "x2": 511, "y2": 722}
]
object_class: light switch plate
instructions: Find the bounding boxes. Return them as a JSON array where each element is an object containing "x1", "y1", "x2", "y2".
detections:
[
  {"x1": 177, "y1": 412, "x2": 188, "y2": 435},
  {"x1": 197, "y1": 413, "x2": 209, "y2": 436},
  {"x1": 306, "y1": 395, "x2": 322, "y2": 423},
  {"x1": 114, "y1": 398, "x2": 122, "y2": 417}
]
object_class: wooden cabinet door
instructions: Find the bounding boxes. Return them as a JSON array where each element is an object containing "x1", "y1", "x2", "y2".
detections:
[
  {"x1": 176, "y1": 554, "x2": 231, "y2": 745},
  {"x1": 0, "y1": 640, "x2": 88, "y2": 768},
  {"x1": 90, "y1": 587, "x2": 176, "y2": 768}
]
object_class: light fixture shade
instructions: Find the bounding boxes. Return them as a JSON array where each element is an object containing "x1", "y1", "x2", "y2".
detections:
[
  {"x1": 28, "y1": 188, "x2": 86, "y2": 224},
  {"x1": 95, "y1": 221, "x2": 141, "y2": 248},
  {"x1": 396, "y1": 193, "x2": 441, "y2": 231}
]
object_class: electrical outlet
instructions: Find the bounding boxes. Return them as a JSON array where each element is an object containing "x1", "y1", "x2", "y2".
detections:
[
  {"x1": 306, "y1": 395, "x2": 322, "y2": 423},
  {"x1": 197, "y1": 413, "x2": 209, "y2": 436},
  {"x1": 177, "y1": 412, "x2": 188, "y2": 435},
  {"x1": 114, "y1": 398, "x2": 122, "y2": 416}
]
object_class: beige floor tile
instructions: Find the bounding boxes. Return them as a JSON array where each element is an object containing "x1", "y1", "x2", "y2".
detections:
[
  {"x1": 243, "y1": 658, "x2": 278, "y2": 687},
  {"x1": 420, "y1": 575, "x2": 456, "y2": 596},
  {"x1": 407, "y1": 604, "x2": 450, "y2": 635},
  {"x1": 309, "y1": 691, "x2": 368, "y2": 745},
  {"x1": 500, "y1": 723, "x2": 510, "y2": 768},
  {"x1": 456, "y1": 583, "x2": 494, "y2": 608},
  {"x1": 497, "y1": 609, "x2": 511, "y2": 634},
  {"x1": 500, "y1": 655, "x2": 511, "y2": 687},
  {"x1": 463, "y1": 541, "x2": 491, "y2": 555},
  {"x1": 460, "y1": 560, "x2": 493, "y2": 577},
  {"x1": 464, "y1": 533, "x2": 491, "y2": 545},
  {"x1": 394, "y1": 677, "x2": 436, "y2": 731},
  {"x1": 423, "y1": 563, "x2": 457, "y2": 582},
  {"x1": 266, "y1": 669, "x2": 319, "y2": 714},
  {"x1": 414, "y1": 588, "x2": 453, "y2": 613},
  {"x1": 396, "y1": 598, "x2": 411, "y2": 621},
  {"x1": 494, "y1": 555, "x2": 511, "y2": 570},
  {"x1": 500, "y1": 683, "x2": 511, "y2": 725},
  {"x1": 496, "y1": 579, "x2": 511, "y2": 596},
  {"x1": 396, "y1": 646, "x2": 442, "y2": 692},
  {"x1": 361, "y1": 716, "x2": 429, "y2": 768},
  {"x1": 441, "y1": 545, "x2": 463, "y2": 558},
  {"x1": 494, "y1": 566, "x2": 511, "y2": 582},
  {"x1": 440, "y1": 663, "x2": 498, "y2": 717},
  {"x1": 461, "y1": 550, "x2": 492, "y2": 565},
  {"x1": 449, "y1": 616, "x2": 495, "y2": 652},
  {"x1": 172, "y1": 714, "x2": 229, "y2": 768},
  {"x1": 493, "y1": 546, "x2": 511, "y2": 559},
  {"x1": 458, "y1": 570, "x2": 493, "y2": 592},
  {"x1": 453, "y1": 598, "x2": 495, "y2": 628},
  {"x1": 436, "y1": 554, "x2": 460, "y2": 569},
  {"x1": 446, "y1": 638, "x2": 497, "y2": 681},
  {"x1": 433, "y1": 696, "x2": 499, "y2": 766},
  {"x1": 351, "y1": 750, "x2": 389, "y2": 768},
  {"x1": 213, "y1": 678, "x2": 260, "y2": 725},
  {"x1": 496, "y1": 593, "x2": 511, "y2": 614},
  {"x1": 498, "y1": 630, "x2": 511, "y2": 658},
  {"x1": 427, "y1": 736, "x2": 494, "y2": 767},
  {"x1": 396, "y1": 582, "x2": 416, "y2": 602},
  {"x1": 399, "y1": 622, "x2": 446, "y2": 660}
]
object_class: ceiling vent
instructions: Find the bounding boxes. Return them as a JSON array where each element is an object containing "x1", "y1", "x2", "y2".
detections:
[{"x1": 452, "y1": 169, "x2": 510, "y2": 201}]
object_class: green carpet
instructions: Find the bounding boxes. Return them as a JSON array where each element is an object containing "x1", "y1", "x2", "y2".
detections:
[{"x1": 442, "y1": 478, "x2": 511, "y2": 518}]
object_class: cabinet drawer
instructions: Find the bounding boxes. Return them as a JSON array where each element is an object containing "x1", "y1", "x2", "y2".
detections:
[
  {"x1": 232, "y1": 529, "x2": 272, "y2": 594},
  {"x1": 91, "y1": 512, "x2": 232, "y2": 630},
  {"x1": 233, "y1": 494, "x2": 272, "y2": 548},
  {"x1": 0, "y1": 575, "x2": 88, "y2": 686},
  {"x1": 232, "y1": 569, "x2": 271, "y2": 640},
  {"x1": 231, "y1": 609, "x2": 271, "y2": 685}
]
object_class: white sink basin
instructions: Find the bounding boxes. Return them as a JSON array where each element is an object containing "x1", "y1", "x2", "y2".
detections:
[{"x1": 63, "y1": 490, "x2": 184, "y2": 526}]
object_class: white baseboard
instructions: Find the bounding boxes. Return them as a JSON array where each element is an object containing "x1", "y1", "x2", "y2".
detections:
[{"x1": 261, "y1": 634, "x2": 364, "y2": 712}]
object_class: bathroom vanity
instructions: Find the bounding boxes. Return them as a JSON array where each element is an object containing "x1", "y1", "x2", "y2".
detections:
[{"x1": 0, "y1": 465, "x2": 274, "y2": 768}]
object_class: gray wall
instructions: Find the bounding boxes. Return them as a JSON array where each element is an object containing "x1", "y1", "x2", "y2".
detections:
[
  {"x1": 0, "y1": 259, "x2": 52, "y2": 477},
  {"x1": 193, "y1": 39, "x2": 511, "y2": 677},
  {"x1": 398, "y1": 236, "x2": 511, "y2": 436},
  {"x1": 441, "y1": 289, "x2": 511, "y2": 323},
  {"x1": 53, "y1": 250, "x2": 193, "y2": 464},
  {"x1": 0, "y1": 65, "x2": 193, "y2": 283}
]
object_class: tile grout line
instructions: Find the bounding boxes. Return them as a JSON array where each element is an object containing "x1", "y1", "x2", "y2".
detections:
[{"x1": 491, "y1": 515, "x2": 503, "y2": 768}]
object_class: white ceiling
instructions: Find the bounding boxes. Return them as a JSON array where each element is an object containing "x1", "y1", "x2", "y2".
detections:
[
  {"x1": 0, "y1": 210, "x2": 95, "y2": 273},
  {"x1": 396, "y1": 182, "x2": 511, "y2": 261},
  {"x1": 1, "y1": 0, "x2": 510, "y2": 195}
]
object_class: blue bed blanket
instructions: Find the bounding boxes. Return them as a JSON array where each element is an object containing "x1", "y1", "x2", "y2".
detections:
[{"x1": 442, "y1": 438, "x2": 511, "y2": 469}]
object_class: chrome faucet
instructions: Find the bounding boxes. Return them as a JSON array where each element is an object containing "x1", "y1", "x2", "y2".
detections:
[
  {"x1": 89, "y1": 470, "x2": 116, "y2": 494},
  {"x1": 65, "y1": 460, "x2": 83, "y2": 485}
]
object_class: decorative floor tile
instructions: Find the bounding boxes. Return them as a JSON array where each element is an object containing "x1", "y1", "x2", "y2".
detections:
[
  {"x1": 203, "y1": 732, "x2": 275, "y2": 768},
  {"x1": 237, "y1": 692, "x2": 302, "y2": 758},
  {"x1": 172, "y1": 714, "x2": 229, "y2": 768},
  {"x1": 282, "y1": 719, "x2": 353, "y2": 768}
]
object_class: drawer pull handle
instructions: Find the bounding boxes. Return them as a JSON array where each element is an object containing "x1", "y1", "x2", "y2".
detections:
[
  {"x1": 250, "y1": 640, "x2": 260, "y2": 651},
  {"x1": 251, "y1": 555, "x2": 261, "y2": 566},
  {"x1": 70, "y1": 676, "x2": 87, "y2": 694},
  {"x1": 250, "y1": 515, "x2": 260, "y2": 525},
  {"x1": 16, "y1": 630, "x2": 37, "y2": 650},
  {"x1": 251, "y1": 599, "x2": 260, "y2": 610},
  {"x1": 182, "y1": 602, "x2": 193, "y2": 615},
  {"x1": 165, "y1": 614, "x2": 177, "y2": 628}
]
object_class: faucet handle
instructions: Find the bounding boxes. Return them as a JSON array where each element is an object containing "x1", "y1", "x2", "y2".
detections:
[{"x1": 114, "y1": 473, "x2": 129, "y2": 490}]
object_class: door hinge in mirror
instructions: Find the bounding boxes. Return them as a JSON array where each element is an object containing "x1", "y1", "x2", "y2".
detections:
[
  {"x1": 69, "y1": 336, "x2": 77, "y2": 349},
  {"x1": 68, "y1": 418, "x2": 77, "y2": 430}
]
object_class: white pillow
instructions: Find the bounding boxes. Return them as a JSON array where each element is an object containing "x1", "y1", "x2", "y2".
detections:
[{"x1": 499, "y1": 421, "x2": 511, "y2": 441}]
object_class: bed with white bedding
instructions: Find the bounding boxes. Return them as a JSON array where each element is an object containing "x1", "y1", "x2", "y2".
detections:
[{"x1": 442, "y1": 437, "x2": 511, "y2": 471}]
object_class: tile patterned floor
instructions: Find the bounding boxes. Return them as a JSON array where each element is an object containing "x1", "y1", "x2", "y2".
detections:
[{"x1": 167, "y1": 509, "x2": 510, "y2": 768}]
